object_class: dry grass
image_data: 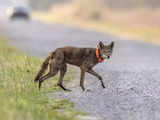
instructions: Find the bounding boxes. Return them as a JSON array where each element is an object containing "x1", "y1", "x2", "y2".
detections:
[{"x1": 32, "y1": 3, "x2": 160, "y2": 45}]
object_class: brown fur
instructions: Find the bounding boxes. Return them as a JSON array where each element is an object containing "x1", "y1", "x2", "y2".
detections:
[{"x1": 34, "y1": 41, "x2": 114, "y2": 91}]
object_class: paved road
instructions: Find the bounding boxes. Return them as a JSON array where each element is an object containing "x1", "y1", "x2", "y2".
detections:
[{"x1": 0, "y1": 18, "x2": 160, "y2": 120}]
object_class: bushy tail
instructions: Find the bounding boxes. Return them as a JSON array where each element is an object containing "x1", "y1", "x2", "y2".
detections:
[{"x1": 34, "y1": 55, "x2": 51, "y2": 82}]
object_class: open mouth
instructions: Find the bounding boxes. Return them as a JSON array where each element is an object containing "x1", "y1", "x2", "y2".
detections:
[{"x1": 107, "y1": 56, "x2": 110, "y2": 59}]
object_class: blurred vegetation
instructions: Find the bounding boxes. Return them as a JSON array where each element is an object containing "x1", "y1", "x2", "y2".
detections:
[
  {"x1": 29, "y1": 0, "x2": 160, "y2": 10},
  {"x1": 102, "y1": 0, "x2": 160, "y2": 9},
  {"x1": 29, "y1": 0, "x2": 53, "y2": 10},
  {"x1": 33, "y1": 0, "x2": 160, "y2": 44},
  {"x1": 72, "y1": 0, "x2": 160, "y2": 20},
  {"x1": 0, "y1": 37, "x2": 83, "y2": 120},
  {"x1": 29, "y1": 0, "x2": 72, "y2": 10}
]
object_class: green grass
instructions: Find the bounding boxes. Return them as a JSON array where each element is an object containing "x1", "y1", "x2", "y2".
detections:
[{"x1": 0, "y1": 37, "x2": 83, "y2": 120}]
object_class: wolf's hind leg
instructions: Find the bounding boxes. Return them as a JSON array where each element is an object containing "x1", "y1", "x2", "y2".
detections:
[
  {"x1": 39, "y1": 60, "x2": 58, "y2": 90},
  {"x1": 57, "y1": 64, "x2": 71, "y2": 91}
]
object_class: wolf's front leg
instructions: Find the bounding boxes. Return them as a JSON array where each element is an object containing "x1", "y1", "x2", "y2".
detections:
[
  {"x1": 87, "y1": 69, "x2": 105, "y2": 89},
  {"x1": 80, "y1": 69, "x2": 86, "y2": 91}
]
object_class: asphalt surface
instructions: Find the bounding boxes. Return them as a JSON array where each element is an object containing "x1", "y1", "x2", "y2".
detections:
[{"x1": 0, "y1": 17, "x2": 160, "y2": 120}]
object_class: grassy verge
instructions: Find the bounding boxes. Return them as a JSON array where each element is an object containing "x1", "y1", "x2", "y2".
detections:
[
  {"x1": 0, "y1": 37, "x2": 83, "y2": 120},
  {"x1": 32, "y1": 9, "x2": 160, "y2": 45}
]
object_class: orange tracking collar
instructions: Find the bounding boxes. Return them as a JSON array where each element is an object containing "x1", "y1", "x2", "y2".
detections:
[{"x1": 96, "y1": 48, "x2": 103, "y2": 63}]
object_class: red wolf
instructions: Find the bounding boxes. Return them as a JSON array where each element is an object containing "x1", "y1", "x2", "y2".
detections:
[{"x1": 34, "y1": 41, "x2": 114, "y2": 91}]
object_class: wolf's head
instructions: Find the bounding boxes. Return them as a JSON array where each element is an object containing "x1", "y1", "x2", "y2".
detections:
[{"x1": 97, "y1": 41, "x2": 114, "y2": 60}]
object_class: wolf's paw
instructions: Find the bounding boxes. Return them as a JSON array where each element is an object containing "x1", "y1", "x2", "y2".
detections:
[
  {"x1": 83, "y1": 89, "x2": 92, "y2": 92},
  {"x1": 102, "y1": 84, "x2": 106, "y2": 88},
  {"x1": 65, "y1": 89, "x2": 72, "y2": 92},
  {"x1": 87, "y1": 89, "x2": 92, "y2": 92}
]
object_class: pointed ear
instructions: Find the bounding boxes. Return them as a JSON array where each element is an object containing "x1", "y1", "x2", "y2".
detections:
[
  {"x1": 110, "y1": 41, "x2": 114, "y2": 48},
  {"x1": 98, "y1": 41, "x2": 104, "y2": 49}
]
